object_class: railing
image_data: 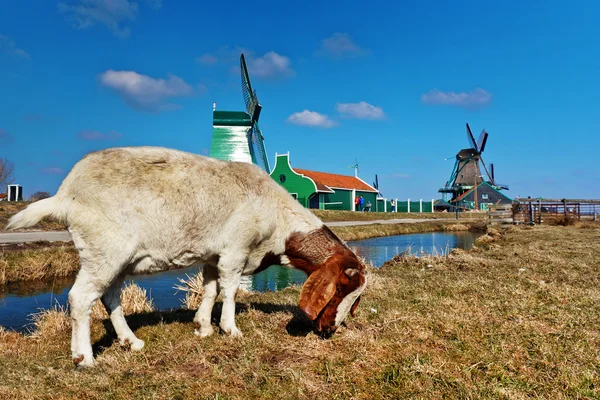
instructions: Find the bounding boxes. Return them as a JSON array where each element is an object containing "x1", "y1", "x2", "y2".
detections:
[{"x1": 512, "y1": 198, "x2": 600, "y2": 224}]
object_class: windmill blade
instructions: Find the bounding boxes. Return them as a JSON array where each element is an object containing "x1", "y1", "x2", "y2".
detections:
[
  {"x1": 478, "y1": 130, "x2": 489, "y2": 153},
  {"x1": 466, "y1": 123, "x2": 478, "y2": 151},
  {"x1": 252, "y1": 123, "x2": 270, "y2": 173},
  {"x1": 240, "y1": 53, "x2": 261, "y2": 121},
  {"x1": 490, "y1": 163, "x2": 495, "y2": 182},
  {"x1": 479, "y1": 155, "x2": 493, "y2": 184}
]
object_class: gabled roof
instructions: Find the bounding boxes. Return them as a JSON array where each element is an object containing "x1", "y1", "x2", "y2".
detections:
[
  {"x1": 294, "y1": 169, "x2": 378, "y2": 193},
  {"x1": 453, "y1": 181, "x2": 512, "y2": 203}
]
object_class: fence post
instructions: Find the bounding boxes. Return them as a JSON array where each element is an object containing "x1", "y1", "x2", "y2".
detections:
[
  {"x1": 395, "y1": 198, "x2": 398, "y2": 213},
  {"x1": 538, "y1": 199, "x2": 542, "y2": 224},
  {"x1": 407, "y1": 198, "x2": 410, "y2": 213},
  {"x1": 431, "y1": 199, "x2": 434, "y2": 213},
  {"x1": 562, "y1": 198, "x2": 567, "y2": 219},
  {"x1": 419, "y1": 199, "x2": 423, "y2": 213}
]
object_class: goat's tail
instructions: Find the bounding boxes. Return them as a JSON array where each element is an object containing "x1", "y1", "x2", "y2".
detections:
[{"x1": 5, "y1": 196, "x2": 66, "y2": 231}]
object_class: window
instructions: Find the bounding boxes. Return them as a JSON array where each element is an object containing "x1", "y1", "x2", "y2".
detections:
[
  {"x1": 482, "y1": 194, "x2": 489, "y2": 200},
  {"x1": 279, "y1": 174, "x2": 286, "y2": 183},
  {"x1": 290, "y1": 193, "x2": 298, "y2": 199}
]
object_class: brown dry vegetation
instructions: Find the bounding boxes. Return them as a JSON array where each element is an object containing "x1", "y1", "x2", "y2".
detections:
[
  {"x1": 312, "y1": 209, "x2": 487, "y2": 222},
  {"x1": 0, "y1": 242, "x2": 79, "y2": 285},
  {"x1": 0, "y1": 223, "x2": 599, "y2": 399},
  {"x1": 329, "y1": 221, "x2": 485, "y2": 241}
]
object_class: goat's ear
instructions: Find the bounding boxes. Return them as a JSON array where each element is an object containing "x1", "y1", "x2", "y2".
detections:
[
  {"x1": 350, "y1": 295, "x2": 361, "y2": 317},
  {"x1": 299, "y1": 267, "x2": 337, "y2": 320}
]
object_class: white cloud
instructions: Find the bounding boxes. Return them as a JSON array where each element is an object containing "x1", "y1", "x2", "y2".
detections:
[
  {"x1": 246, "y1": 51, "x2": 294, "y2": 78},
  {"x1": 58, "y1": 0, "x2": 161, "y2": 37},
  {"x1": 421, "y1": 88, "x2": 492, "y2": 108},
  {"x1": 0, "y1": 34, "x2": 30, "y2": 58},
  {"x1": 196, "y1": 53, "x2": 218, "y2": 65},
  {"x1": 144, "y1": 0, "x2": 162, "y2": 9},
  {"x1": 77, "y1": 130, "x2": 123, "y2": 140},
  {"x1": 41, "y1": 167, "x2": 65, "y2": 175},
  {"x1": 336, "y1": 101, "x2": 385, "y2": 120},
  {"x1": 317, "y1": 33, "x2": 366, "y2": 59},
  {"x1": 99, "y1": 70, "x2": 194, "y2": 112},
  {"x1": 287, "y1": 110, "x2": 336, "y2": 128},
  {"x1": 197, "y1": 47, "x2": 294, "y2": 79}
]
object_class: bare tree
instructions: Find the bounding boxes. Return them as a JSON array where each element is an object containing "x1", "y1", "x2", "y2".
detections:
[
  {"x1": 0, "y1": 157, "x2": 14, "y2": 191},
  {"x1": 30, "y1": 191, "x2": 51, "y2": 202}
]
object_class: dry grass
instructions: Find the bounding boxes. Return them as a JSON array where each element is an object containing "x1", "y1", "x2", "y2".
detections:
[
  {"x1": 0, "y1": 202, "x2": 66, "y2": 231},
  {"x1": 313, "y1": 209, "x2": 487, "y2": 222},
  {"x1": 330, "y1": 221, "x2": 485, "y2": 241},
  {"x1": 0, "y1": 242, "x2": 79, "y2": 285},
  {"x1": 175, "y1": 272, "x2": 204, "y2": 310},
  {"x1": 91, "y1": 283, "x2": 155, "y2": 320},
  {"x1": 0, "y1": 223, "x2": 599, "y2": 398}
]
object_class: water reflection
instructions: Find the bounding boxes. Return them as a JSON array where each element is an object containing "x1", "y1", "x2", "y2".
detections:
[
  {"x1": 0, "y1": 231, "x2": 480, "y2": 331},
  {"x1": 347, "y1": 231, "x2": 480, "y2": 267}
]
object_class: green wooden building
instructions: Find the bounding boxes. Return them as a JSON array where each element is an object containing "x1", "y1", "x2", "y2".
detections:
[{"x1": 270, "y1": 153, "x2": 379, "y2": 211}]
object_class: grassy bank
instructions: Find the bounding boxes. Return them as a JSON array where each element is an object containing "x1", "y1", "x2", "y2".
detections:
[
  {"x1": 1, "y1": 223, "x2": 599, "y2": 398},
  {"x1": 312, "y1": 209, "x2": 486, "y2": 222},
  {"x1": 329, "y1": 221, "x2": 485, "y2": 241},
  {"x1": 0, "y1": 242, "x2": 79, "y2": 285}
]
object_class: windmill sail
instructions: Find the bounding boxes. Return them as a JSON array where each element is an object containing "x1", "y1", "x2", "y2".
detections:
[{"x1": 240, "y1": 53, "x2": 270, "y2": 173}]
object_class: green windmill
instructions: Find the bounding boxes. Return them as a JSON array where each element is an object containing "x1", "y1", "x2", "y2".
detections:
[{"x1": 209, "y1": 53, "x2": 270, "y2": 173}]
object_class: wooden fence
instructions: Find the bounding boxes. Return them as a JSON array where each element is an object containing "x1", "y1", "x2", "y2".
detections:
[{"x1": 512, "y1": 198, "x2": 600, "y2": 224}]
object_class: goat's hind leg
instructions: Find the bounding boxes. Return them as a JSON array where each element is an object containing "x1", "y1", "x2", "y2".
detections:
[
  {"x1": 101, "y1": 276, "x2": 144, "y2": 350},
  {"x1": 69, "y1": 269, "x2": 103, "y2": 368}
]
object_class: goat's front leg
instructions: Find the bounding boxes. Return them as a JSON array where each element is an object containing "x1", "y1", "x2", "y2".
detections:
[
  {"x1": 217, "y1": 255, "x2": 244, "y2": 337},
  {"x1": 193, "y1": 265, "x2": 219, "y2": 337}
]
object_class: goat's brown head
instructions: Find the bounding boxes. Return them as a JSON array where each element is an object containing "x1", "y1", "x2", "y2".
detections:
[
  {"x1": 297, "y1": 251, "x2": 366, "y2": 335},
  {"x1": 285, "y1": 226, "x2": 367, "y2": 335}
]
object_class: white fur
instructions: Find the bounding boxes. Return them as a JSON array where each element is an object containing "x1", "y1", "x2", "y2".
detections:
[
  {"x1": 6, "y1": 146, "x2": 323, "y2": 367},
  {"x1": 334, "y1": 279, "x2": 367, "y2": 327}
]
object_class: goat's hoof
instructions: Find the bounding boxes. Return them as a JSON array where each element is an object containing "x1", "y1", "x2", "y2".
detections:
[
  {"x1": 130, "y1": 338, "x2": 145, "y2": 351},
  {"x1": 223, "y1": 326, "x2": 243, "y2": 337},
  {"x1": 121, "y1": 338, "x2": 145, "y2": 351},
  {"x1": 194, "y1": 325, "x2": 214, "y2": 338},
  {"x1": 73, "y1": 354, "x2": 94, "y2": 369}
]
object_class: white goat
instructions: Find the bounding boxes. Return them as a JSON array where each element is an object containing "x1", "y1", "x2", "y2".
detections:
[{"x1": 7, "y1": 147, "x2": 366, "y2": 368}]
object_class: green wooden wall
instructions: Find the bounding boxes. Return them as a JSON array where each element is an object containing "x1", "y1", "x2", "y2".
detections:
[
  {"x1": 269, "y1": 154, "x2": 318, "y2": 208},
  {"x1": 323, "y1": 190, "x2": 352, "y2": 210}
]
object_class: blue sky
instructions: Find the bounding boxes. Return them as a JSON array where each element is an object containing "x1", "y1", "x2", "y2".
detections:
[{"x1": 0, "y1": 0, "x2": 598, "y2": 200}]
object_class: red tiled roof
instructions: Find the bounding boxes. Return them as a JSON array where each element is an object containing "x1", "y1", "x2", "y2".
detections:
[
  {"x1": 0, "y1": 193, "x2": 6, "y2": 199},
  {"x1": 294, "y1": 168, "x2": 377, "y2": 192}
]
